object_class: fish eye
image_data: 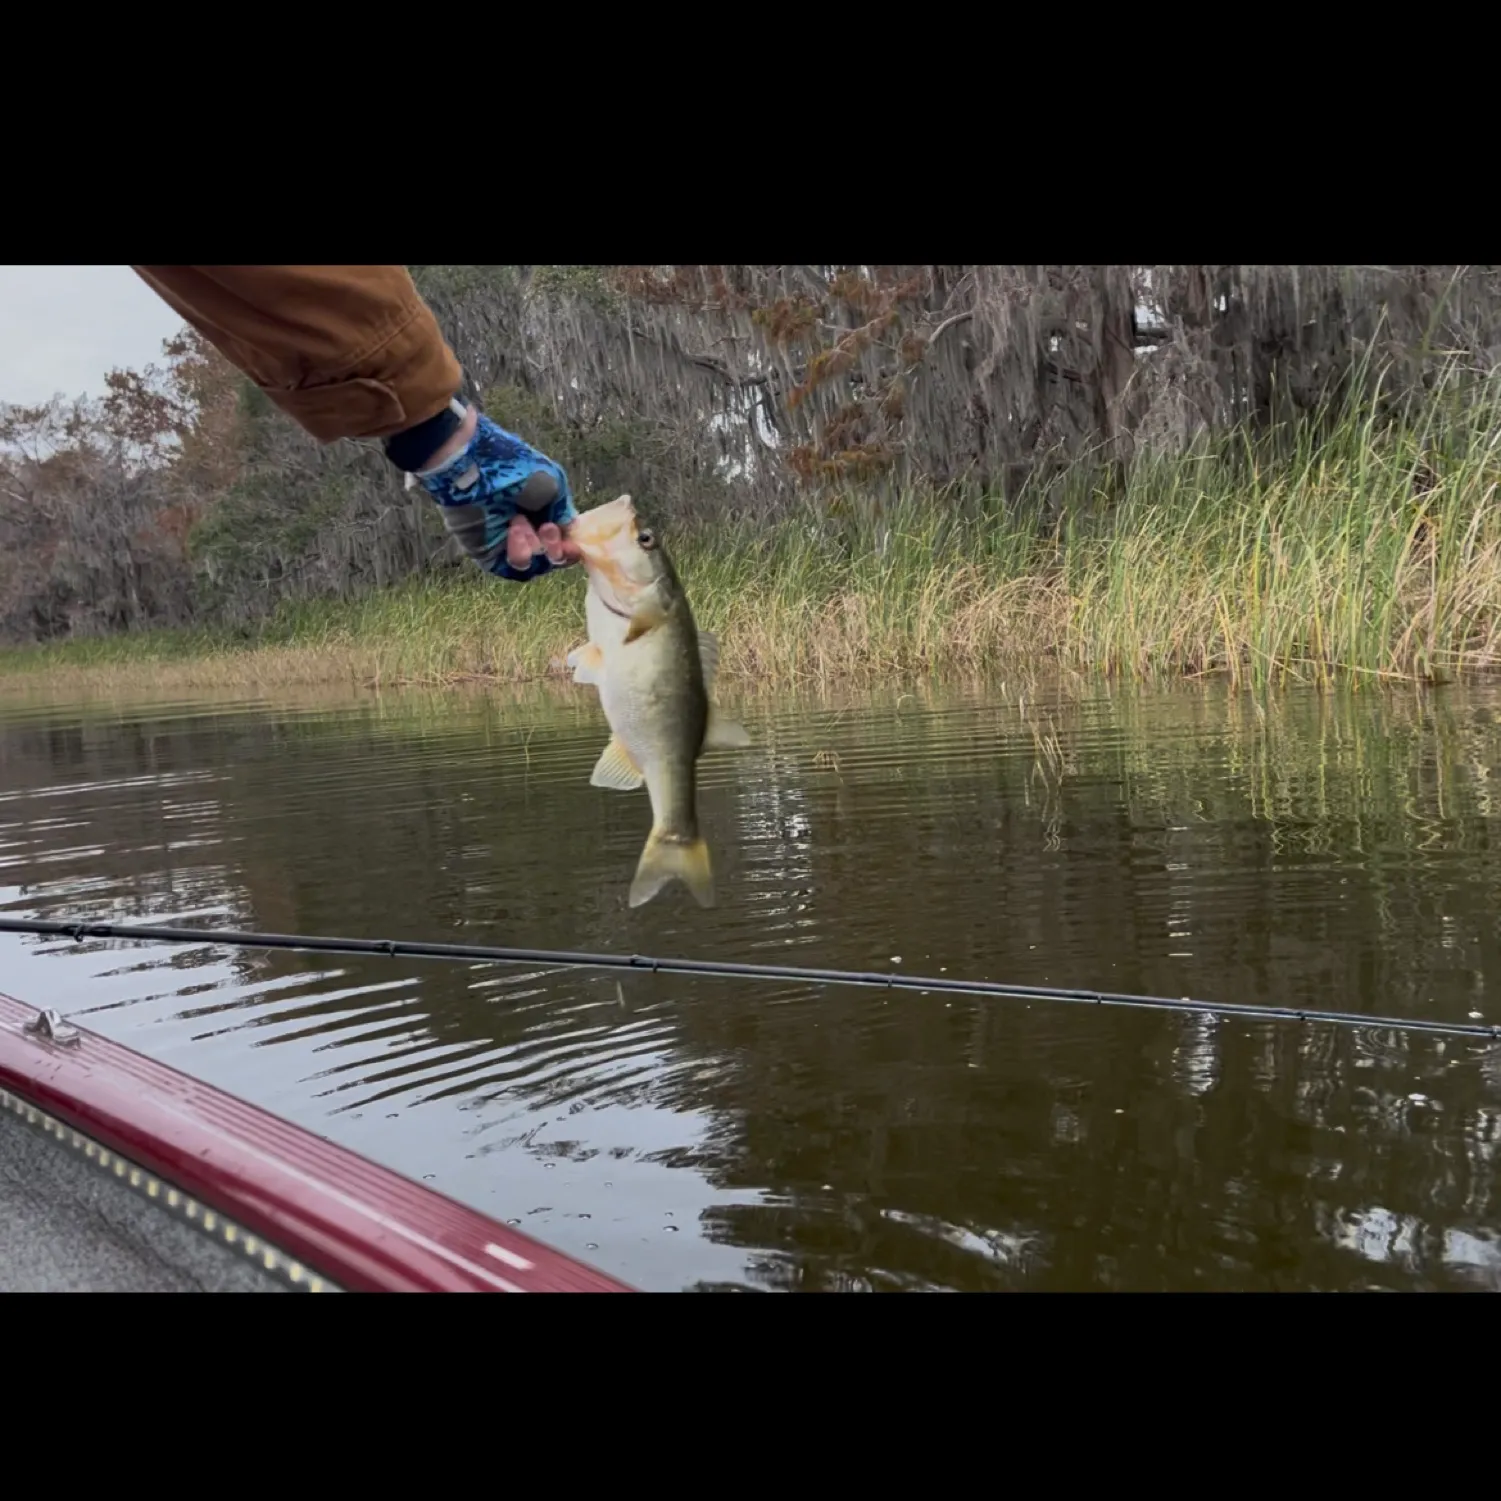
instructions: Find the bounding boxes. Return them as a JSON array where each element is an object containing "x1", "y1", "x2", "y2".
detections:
[{"x1": 637, "y1": 530, "x2": 656, "y2": 549}]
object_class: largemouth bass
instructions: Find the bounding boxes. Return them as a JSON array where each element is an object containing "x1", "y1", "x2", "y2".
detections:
[{"x1": 565, "y1": 494, "x2": 750, "y2": 908}]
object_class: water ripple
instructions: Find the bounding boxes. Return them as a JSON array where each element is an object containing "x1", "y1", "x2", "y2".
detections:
[{"x1": 2, "y1": 679, "x2": 1501, "y2": 1289}]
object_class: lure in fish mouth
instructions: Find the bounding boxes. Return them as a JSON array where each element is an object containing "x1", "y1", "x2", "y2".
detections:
[{"x1": 565, "y1": 494, "x2": 752, "y2": 909}]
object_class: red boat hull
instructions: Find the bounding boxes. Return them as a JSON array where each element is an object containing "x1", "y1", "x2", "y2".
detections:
[{"x1": 0, "y1": 992, "x2": 632, "y2": 1292}]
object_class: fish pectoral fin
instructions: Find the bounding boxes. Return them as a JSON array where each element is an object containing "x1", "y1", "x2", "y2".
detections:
[
  {"x1": 623, "y1": 599, "x2": 668, "y2": 645},
  {"x1": 697, "y1": 630, "x2": 719, "y2": 686},
  {"x1": 629, "y1": 830, "x2": 714, "y2": 909},
  {"x1": 590, "y1": 735, "x2": 645, "y2": 792},
  {"x1": 567, "y1": 641, "x2": 605, "y2": 685},
  {"x1": 703, "y1": 705, "x2": 752, "y2": 751}
]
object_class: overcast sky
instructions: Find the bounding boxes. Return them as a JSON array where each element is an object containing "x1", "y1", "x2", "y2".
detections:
[{"x1": 0, "y1": 266, "x2": 189, "y2": 407}]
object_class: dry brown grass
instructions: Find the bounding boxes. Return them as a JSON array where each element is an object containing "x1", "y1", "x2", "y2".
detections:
[{"x1": 7, "y1": 370, "x2": 1501, "y2": 700}]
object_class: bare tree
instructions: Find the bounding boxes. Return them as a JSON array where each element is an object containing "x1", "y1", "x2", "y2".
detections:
[{"x1": 6, "y1": 266, "x2": 1499, "y2": 644}]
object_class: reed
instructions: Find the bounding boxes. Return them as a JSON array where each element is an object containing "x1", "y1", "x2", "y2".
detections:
[{"x1": 6, "y1": 366, "x2": 1500, "y2": 697}]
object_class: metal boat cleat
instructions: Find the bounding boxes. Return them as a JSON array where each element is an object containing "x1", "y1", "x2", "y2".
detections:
[{"x1": 23, "y1": 1008, "x2": 81, "y2": 1047}]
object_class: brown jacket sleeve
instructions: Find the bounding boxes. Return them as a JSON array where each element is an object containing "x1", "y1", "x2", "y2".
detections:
[{"x1": 131, "y1": 266, "x2": 464, "y2": 443}]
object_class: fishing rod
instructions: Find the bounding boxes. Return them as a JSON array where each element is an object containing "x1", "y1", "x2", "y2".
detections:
[{"x1": 2, "y1": 915, "x2": 1497, "y2": 1045}]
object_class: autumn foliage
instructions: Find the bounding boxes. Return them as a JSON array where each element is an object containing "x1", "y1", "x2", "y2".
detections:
[{"x1": 5, "y1": 265, "x2": 1501, "y2": 647}]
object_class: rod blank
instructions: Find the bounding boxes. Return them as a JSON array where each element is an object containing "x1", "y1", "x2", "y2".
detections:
[{"x1": 1, "y1": 915, "x2": 1497, "y2": 1044}]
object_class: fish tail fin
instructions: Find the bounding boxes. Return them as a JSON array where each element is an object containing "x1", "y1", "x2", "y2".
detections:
[{"x1": 629, "y1": 829, "x2": 715, "y2": 909}]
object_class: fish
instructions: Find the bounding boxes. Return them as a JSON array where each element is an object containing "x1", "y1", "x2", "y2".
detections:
[{"x1": 564, "y1": 494, "x2": 750, "y2": 909}]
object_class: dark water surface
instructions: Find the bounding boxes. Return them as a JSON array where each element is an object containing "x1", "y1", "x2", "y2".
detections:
[{"x1": 3, "y1": 677, "x2": 1500, "y2": 1292}]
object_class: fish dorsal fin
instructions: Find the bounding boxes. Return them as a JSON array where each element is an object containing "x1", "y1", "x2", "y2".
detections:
[
  {"x1": 697, "y1": 630, "x2": 719, "y2": 686},
  {"x1": 567, "y1": 641, "x2": 604, "y2": 686},
  {"x1": 590, "y1": 735, "x2": 645, "y2": 792},
  {"x1": 704, "y1": 705, "x2": 752, "y2": 751}
]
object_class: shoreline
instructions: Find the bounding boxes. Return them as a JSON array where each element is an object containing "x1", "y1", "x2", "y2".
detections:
[
  {"x1": 1, "y1": 565, "x2": 1495, "y2": 702},
  {"x1": 6, "y1": 380, "x2": 1501, "y2": 699}
]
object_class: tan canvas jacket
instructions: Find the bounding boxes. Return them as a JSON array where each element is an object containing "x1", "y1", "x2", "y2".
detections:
[{"x1": 131, "y1": 266, "x2": 463, "y2": 443}]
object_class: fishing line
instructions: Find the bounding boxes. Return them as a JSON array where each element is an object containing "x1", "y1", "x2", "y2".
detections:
[{"x1": 1, "y1": 916, "x2": 1497, "y2": 1045}]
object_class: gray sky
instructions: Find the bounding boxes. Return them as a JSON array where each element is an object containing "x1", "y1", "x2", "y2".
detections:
[{"x1": 0, "y1": 266, "x2": 188, "y2": 407}]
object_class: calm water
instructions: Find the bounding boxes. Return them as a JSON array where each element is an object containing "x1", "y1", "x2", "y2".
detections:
[{"x1": 2, "y1": 677, "x2": 1500, "y2": 1292}]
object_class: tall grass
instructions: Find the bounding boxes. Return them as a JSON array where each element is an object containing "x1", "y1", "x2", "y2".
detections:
[{"x1": 5, "y1": 364, "x2": 1501, "y2": 696}]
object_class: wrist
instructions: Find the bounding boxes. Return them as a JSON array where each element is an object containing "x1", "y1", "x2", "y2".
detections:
[{"x1": 383, "y1": 398, "x2": 475, "y2": 473}]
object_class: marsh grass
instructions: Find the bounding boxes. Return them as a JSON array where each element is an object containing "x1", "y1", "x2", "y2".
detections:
[{"x1": 6, "y1": 364, "x2": 1501, "y2": 698}]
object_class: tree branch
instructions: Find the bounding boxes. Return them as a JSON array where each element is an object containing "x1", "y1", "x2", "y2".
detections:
[
  {"x1": 926, "y1": 311, "x2": 974, "y2": 346},
  {"x1": 790, "y1": 265, "x2": 832, "y2": 301},
  {"x1": 625, "y1": 324, "x2": 771, "y2": 389}
]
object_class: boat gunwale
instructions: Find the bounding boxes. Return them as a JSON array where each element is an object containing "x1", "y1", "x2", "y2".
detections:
[{"x1": 0, "y1": 991, "x2": 632, "y2": 1293}]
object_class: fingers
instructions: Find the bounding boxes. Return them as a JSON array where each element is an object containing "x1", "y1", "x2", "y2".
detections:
[
  {"x1": 538, "y1": 522, "x2": 582, "y2": 564},
  {"x1": 506, "y1": 515, "x2": 540, "y2": 570},
  {"x1": 507, "y1": 516, "x2": 581, "y2": 571}
]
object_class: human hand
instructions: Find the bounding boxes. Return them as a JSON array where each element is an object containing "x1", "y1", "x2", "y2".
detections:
[
  {"x1": 504, "y1": 510, "x2": 581, "y2": 573},
  {"x1": 412, "y1": 408, "x2": 582, "y2": 582}
]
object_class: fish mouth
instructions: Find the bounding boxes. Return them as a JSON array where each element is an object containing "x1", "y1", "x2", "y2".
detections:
[{"x1": 575, "y1": 495, "x2": 643, "y2": 621}]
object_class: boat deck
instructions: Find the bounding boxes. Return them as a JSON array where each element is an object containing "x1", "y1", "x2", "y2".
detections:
[{"x1": 1, "y1": 1097, "x2": 289, "y2": 1292}]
